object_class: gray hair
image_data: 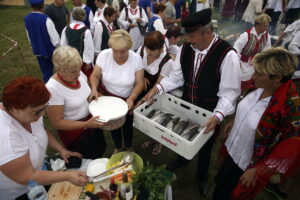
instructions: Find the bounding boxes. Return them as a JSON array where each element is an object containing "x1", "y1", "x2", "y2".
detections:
[{"x1": 72, "y1": 7, "x2": 86, "y2": 22}]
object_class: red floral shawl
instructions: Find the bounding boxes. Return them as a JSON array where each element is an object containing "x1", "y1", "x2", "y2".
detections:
[{"x1": 232, "y1": 80, "x2": 300, "y2": 200}]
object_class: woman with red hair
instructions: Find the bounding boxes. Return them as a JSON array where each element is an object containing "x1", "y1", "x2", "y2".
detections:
[{"x1": 0, "y1": 77, "x2": 88, "y2": 200}]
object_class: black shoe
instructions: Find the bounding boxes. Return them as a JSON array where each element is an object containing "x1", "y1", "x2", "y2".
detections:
[
  {"x1": 264, "y1": 183, "x2": 287, "y2": 200},
  {"x1": 166, "y1": 160, "x2": 187, "y2": 171},
  {"x1": 199, "y1": 181, "x2": 209, "y2": 196}
]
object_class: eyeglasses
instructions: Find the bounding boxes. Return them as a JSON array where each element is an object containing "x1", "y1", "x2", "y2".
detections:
[{"x1": 33, "y1": 103, "x2": 49, "y2": 116}]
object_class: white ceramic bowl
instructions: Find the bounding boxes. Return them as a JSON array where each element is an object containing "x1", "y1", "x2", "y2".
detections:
[
  {"x1": 89, "y1": 96, "x2": 128, "y2": 130},
  {"x1": 87, "y1": 158, "x2": 109, "y2": 177}
]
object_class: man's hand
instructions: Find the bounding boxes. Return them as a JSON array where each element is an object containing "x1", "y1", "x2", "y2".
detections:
[
  {"x1": 203, "y1": 116, "x2": 219, "y2": 133},
  {"x1": 239, "y1": 168, "x2": 257, "y2": 188},
  {"x1": 143, "y1": 87, "x2": 158, "y2": 103},
  {"x1": 223, "y1": 119, "x2": 234, "y2": 137}
]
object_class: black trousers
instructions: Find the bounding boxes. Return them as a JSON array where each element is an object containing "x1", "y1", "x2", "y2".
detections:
[
  {"x1": 176, "y1": 125, "x2": 219, "y2": 183},
  {"x1": 213, "y1": 156, "x2": 244, "y2": 200},
  {"x1": 66, "y1": 128, "x2": 106, "y2": 159},
  {"x1": 16, "y1": 193, "x2": 29, "y2": 200},
  {"x1": 111, "y1": 114, "x2": 133, "y2": 149}
]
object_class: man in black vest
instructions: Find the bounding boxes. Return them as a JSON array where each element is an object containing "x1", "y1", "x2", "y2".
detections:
[{"x1": 143, "y1": 8, "x2": 241, "y2": 195}]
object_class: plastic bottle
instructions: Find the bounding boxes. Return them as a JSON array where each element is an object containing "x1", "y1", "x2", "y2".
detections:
[
  {"x1": 27, "y1": 180, "x2": 48, "y2": 200},
  {"x1": 120, "y1": 171, "x2": 133, "y2": 200}
]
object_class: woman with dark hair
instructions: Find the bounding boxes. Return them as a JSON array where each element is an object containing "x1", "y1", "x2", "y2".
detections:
[
  {"x1": 213, "y1": 47, "x2": 300, "y2": 200},
  {"x1": 136, "y1": 31, "x2": 175, "y2": 155},
  {"x1": 118, "y1": 0, "x2": 148, "y2": 51},
  {"x1": 94, "y1": 6, "x2": 117, "y2": 57},
  {"x1": 147, "y1": 4, "x2": 167, "y2": 34},
  {"x1": 0, "y1": 77, "x2": 88, "y2": 200}
]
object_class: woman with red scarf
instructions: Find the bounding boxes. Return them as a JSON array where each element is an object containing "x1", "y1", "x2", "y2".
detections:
[
  {"x1": 213, "y1": 47, "x2": 300, "y2": 200},
  {"x1": 46, "y1": 46, "x2": 106, "y2": 159}
]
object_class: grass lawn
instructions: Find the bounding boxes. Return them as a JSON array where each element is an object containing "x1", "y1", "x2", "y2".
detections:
[{"x1": 0, "y1": 3, "x2": 286, "y2": 200}]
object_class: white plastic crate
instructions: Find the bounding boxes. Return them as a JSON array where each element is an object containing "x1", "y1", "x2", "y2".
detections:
[{"x1": 133, "y1": 93, "x2": 214, "y2": 160}]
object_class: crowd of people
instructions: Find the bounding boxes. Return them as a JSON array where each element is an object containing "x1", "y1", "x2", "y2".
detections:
[{"x1": 0, "y1": 0, "x2": 300, "y2": 199}]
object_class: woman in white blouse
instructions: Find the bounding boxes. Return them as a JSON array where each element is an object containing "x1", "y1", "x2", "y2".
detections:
[
  {"x1": 0, "y1": 77, "x2": 87, "y2": 200},
  {"x1": 213, "y1": 47, "x2": 300, "y2": 200},
  {"x1": 118, "y1": 0, "x2": 148, "y2": 51},
  {"x1": 136, "y1": 31, "x2": 174, "y2": 155},
  {"x1": 89, "y1": 30, "x2": 144, "y2": 153},
  {"x1": 46, "y1": 46, "x2": 106, "y2": 159}
]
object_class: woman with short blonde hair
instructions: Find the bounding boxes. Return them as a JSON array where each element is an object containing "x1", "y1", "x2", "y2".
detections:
[
  {"x1": 213, "y1": 47, "x2": 300, "y2": 200},
  {"x1": 108, "y1": 30, "x2": 133, "y2": 50},
  {"x1": 234, "y1": 13, "x2": 272, "y2": 85},
  {"x1": 254, "y1": 14, "x2": 271, "y2": 26},
  {"x1": 52, "y1": 45, "x2": 83, "y2": 72},
  {"x1": 46, "y1": 45, "x2": 106, "y2": 159},
  {"x1": 253, "y1": 47, "x2": 297, "y2": 78},
  {"x1": 90, "y1": 31, "x2": 144, "y2": 153}
]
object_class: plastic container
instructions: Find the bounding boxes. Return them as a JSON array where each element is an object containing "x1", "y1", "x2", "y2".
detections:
[
  {"x1": 27, "y1": 180, "x2": 48, "y2": 200},
  {"x1": 133, "y1": 93, "x2": 214, "y2": 160}
]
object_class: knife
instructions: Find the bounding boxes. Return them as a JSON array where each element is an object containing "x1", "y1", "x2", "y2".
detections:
[{"x1": 85, "y1": 191, "x2": 101, "y2": 200}]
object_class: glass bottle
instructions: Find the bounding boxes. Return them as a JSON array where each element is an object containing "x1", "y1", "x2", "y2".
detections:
[
  {"x1": 120, "y1": 171, "x2": 133, "y2": 200},
  {"x1": 27, "y1": 180, "x2": 48, "y2": 200}
]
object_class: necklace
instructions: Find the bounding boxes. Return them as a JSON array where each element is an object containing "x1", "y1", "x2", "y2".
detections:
[{"x1": 57, "y1": 73, "x2": 80, "y2": 89}]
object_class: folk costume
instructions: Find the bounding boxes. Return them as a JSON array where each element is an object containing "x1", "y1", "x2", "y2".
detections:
[
  {"x1": 214, "y1": 80, "x2": 300, "y2": 200},
  {"x1": 147, "y1": 14, "x2": 166, "y2": 35},
  {"x1": 118, "y1": 5, "x2": 148, "y2": 50},
  {"x1": 93, "y1": 3, "x2": 108, "y2": 23},
  {"x1": 94, "y1": 17, "x2": 115, "y2": 56},
  {"x1": 155, "y1": 9, "x2": 241, "y2": 189},
  {"x1": 46, "y1": 72, "x2": 106, "y2": 159},
  {"x1": 61, "y1": 21, "x2": 95, "y2": 78},
  {"x1": 24, "y1": 11, "x2": 60, "y2": 82},
  {"x1": 137, "y1": 45, "x2": 173, "y2": 95},
  {"x1": 95, "y1": 49, "x2": 144, "y2": 150},
  {"x1": 234, "y1": 27, "x2": 271, "y2": 83}
]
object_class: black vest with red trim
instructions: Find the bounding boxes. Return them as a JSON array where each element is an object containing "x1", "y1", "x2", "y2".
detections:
[
  {"x1": 180, "y1": 38, "x2": 234, "y2": 112},
  {"x1": 65, "y1": 25, "x2": 87, "y2": 57},
  {"x1": 99, "y1": 20, "x2": 110, "y2": 50}
]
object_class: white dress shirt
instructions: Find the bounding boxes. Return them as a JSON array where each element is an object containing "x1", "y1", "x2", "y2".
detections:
[
  {"x1": 25, "y1": 12, "x2": 60, "y2": 48},
  {"x1": 136, "y1": 46, "x2": 174, "y2": 77},
  {"x1": 242, "y1": 0, "x2": 263, "y2": 24},
  {"x1": 93, "y1": 17, "x2": 114, "y2": 54},
  {"x1": 225, "y1": 89, "x2": 271, "y2": 170},
  {"x1": 93, "y1": 4, "x2": 108, "y2": 23},
  {"x1": 118, "y1": 6, "x2": 148, "y2": 50},
  {"x1": 61, "y1": 21, "x2": 95, "y2": 64},
  {"x1": 156, "y1": 34, "x2": 241, "y2": 122},
  {"x1": 287, "y1": 0, "x2": 300, "y2": 9},
  {"x1": 234, "y1": 27, "x2": 271, "y2": 81},
  {"x1": 153, "y1": 14, "x2": 167, "y2": 35},
  {"x1": 288, "y1": 30, "x2": 300, "y2": 56}
]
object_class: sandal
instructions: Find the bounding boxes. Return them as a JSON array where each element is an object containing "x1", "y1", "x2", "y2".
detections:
[
  {"x1": 141, "y1": 140, "x2": 154, "y2": 149},
  {"x1": 152, "y1": 143, "x2": 162, "y2": 155}
]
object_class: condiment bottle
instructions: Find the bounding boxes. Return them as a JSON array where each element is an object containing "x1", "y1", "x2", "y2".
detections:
[{"x1": 120, "y1": 171, "x2": 133, "y2": 200}]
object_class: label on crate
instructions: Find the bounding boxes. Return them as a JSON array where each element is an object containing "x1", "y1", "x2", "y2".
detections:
[{"x1": 161, "y1": 135, "x2": 177, "y2": 146}]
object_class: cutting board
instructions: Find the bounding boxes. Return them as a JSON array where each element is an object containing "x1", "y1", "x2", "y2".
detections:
[{"x1": 48, "y1": 181, "x2": 83, "y2": 200}]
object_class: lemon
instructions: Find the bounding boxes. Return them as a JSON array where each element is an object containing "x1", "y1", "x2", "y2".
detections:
[{"x1": 85, "y1": 183, "x2": 94, "y2": 193}]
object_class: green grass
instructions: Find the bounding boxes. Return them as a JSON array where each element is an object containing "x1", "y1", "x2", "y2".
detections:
[{"x1": 0, "y1": 4, "x2": 280, "y2": 200}]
